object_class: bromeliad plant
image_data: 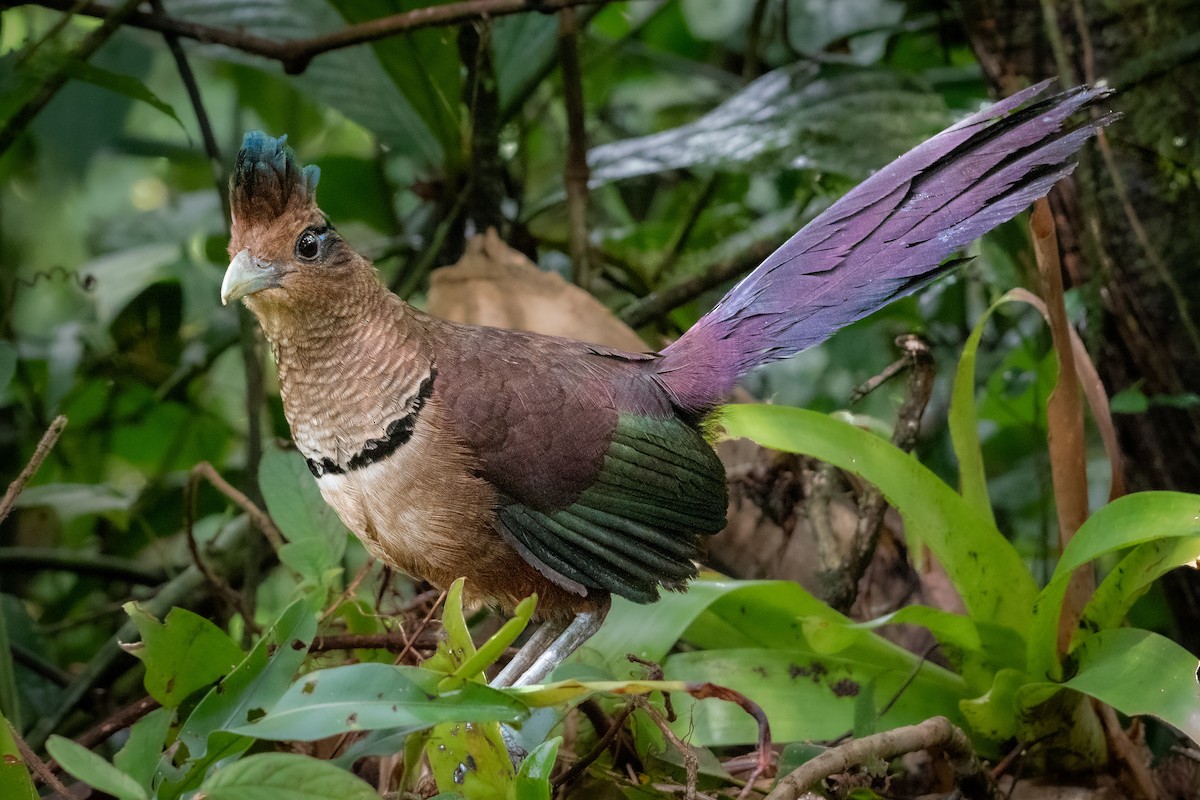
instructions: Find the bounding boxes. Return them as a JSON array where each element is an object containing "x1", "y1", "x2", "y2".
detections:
[{"x1": 584, "y1": 286, "x2": 1200, "y2": 772}]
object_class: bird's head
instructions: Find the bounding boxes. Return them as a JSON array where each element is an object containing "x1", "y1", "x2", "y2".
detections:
[{"x1": 222, "y1": 132, "x2": 374, "y2": 324}]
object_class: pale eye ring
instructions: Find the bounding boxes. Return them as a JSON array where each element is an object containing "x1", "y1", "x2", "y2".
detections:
[{"x1": 296, "y1": 230, "x2": 321, "y2": 261}]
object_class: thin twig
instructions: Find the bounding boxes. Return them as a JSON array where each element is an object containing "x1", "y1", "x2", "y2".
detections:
[
  {"x1": 309, "y1": 630, "x2": 439, "y2": 654},
  {"x1": 191, "y1": 462, "x2": 284, "y2": 551},
  {"x1": 9, "y1": 642, "x2": 73, "y2": 687},
  {"x1": 638, "y1": 698, "x2": 698, "y2": 800},
  {"x1": 0, "y1": 415, "x2": 67, "y2": 524},
  {"x1": 72, "y1": 695, "x2": 161, "y2": 751},
  {"x1": 185, "y1": 469, "x2": 258, "y2": 629},
  {"x1": 557, "y1": 6, "x2": 591, "y2": 287},
  {"x1": 0, "y1": 547, "x2": 166, "y2": 585},
  {"x1": 657, "y1": 175, "x2": 721, "y2": 279},
  {"x1": 20, "y1": 0, "x2": 615, "y2": 74},
  {"x1": 822, "y1": 335, "x2": 935, "y2": 612},
  {"x1": 620, "y1": 238, "x2": 781, "y2": 329},
  {"x1": 765, "y1": 716, "x2": 999, "y2": 800},
  {"x1": 393, "y1": 590, "x2": 446, "y2": 666},
  {"x1": 553, "y1": 701, "x2": 636, "y2": 789},
  {"x1": 8, "y1": 719, "x2": 72, "y2": 796},
  {"x1": 148, "y1": 0, "x2": 229, "y2": 222},
  {"x1": 0, "y1": 0, "x2": 143, "y2": 155}
]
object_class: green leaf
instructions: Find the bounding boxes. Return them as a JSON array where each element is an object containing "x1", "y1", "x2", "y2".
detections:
[
  {"x1": 664, "y1": 647, "x2": 967, "y2": 746},
  {"x1": 493, "y1": 12, "x2": 558, "y2": 113},
  {"x1": 958, "y1": 667, "x2": 1027, "y2": 743},
  {"x1": 259, "y1": 444, "x2": 349, "y2": 553},
  {"x1": 224, "y1": 663, "x2": 527, "y2": 741},
  {"x1": 438, "y1": 594, "x2": 536, "y2": 690},
  {"x1": 680, "y1": 0, "x2": 753, "y2": 40},
  {"x1": 178, "y1": 599, "x2": 317, "y2": 759},
  {"x1": 1080, "y1": 537, "x2": 1200, "y2": 641},
  {"x1": 200, "y1": 753, "x2": 378, "y2": 800},
  {"x1": 423, "y1": 577, "x2": 475, "y2": 675},
  {"x1": 14, "y1": 482, "x2": 136, "y2": 525},
  {"x1": 426, "y1": 717, "x2": 513, "y2": 799},
  {"x1": 948, "y1": 294, "x2": 1011, "y2": 523},
  {"x1": 849, "y1": 605, "x2": 1024, "y2": 689},
  {"x1": 1025, "y1": 629, "x2": 1200, "y2": 744},
  {"x1": 514, "y1": 736, "x2": 562, "y2": 800},
  {"x1": 45, "y1": 736, "x2": 147, "y2": 800},
  {"x1": 259, "y1": 444, "x2": 348, "y2": 588},
  {"x1": 785, "y1": 0, "x2": 905, "y2": 63},
  {"x1": 1028, "y1": 492, "x2": 1200, "y2": 680},
  {"x1": 81, "y1": 243, "x2": 182, "y2": 325},
  {"x1": 325, "y1": 0, "x2": 461, "y2": 167},
  {"x1": 589, "y1": 67, "x2": 951, "y2": 185},
  {"x1": 112, "y1": 707, "x2": 172, "y2": 791},
  {"x1": 719, "y1": 405, "x2": 1037, "y2": 633},
  {"x1": 171, "y1": 0, "x2": 444, "y2": 165},
  {"x1": 124, "y1": 604, "x2": 244, "y2": 707},
  {"x1": 584, "y1": 577, "x2": 745, "y2": 672},
  {"x1": 0, "y1": 713, "x2": 38, "y2": 800},
  {"x1": 62, "y1": 59, "x2": 184, "y2": 132},
  {"x1": 0, "y1": 341, "x2": 15, "y2": 397}
]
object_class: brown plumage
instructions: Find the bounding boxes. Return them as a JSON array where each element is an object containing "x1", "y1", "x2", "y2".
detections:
[{"x1": 224, "y1": 88, "x2": 1112, "y2": 630}]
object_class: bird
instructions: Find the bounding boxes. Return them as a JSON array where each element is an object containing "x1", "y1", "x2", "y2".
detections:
[{"x1": 221, "y1": 80, "x2": 1114, "y2": 686}]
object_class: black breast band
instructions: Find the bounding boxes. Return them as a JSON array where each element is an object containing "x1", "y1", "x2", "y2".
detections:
[{"x1": 306, "y1": 368, "x2": 437, "y2": 478}]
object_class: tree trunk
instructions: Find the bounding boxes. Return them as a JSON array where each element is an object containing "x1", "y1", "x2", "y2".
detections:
[{"x1": 958, "y1": 0, "x2": 1200, "y2": 648}]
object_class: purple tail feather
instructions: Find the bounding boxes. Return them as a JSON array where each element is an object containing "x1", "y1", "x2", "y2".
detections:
[{"x1": 655, "y1": 80, "x2": 1116, "y2": 412}]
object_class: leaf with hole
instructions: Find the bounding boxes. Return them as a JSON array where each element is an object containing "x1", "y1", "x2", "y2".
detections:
[{"x1": 224, "y1": 663, "x2": 527, "y2": 741}]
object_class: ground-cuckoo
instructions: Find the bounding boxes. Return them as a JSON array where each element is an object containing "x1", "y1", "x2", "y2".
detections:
[{"x1": 221, "y1": 81, "x2": 1114, "y2": 685}]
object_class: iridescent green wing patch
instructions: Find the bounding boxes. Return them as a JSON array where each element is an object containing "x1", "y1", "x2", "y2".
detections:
[{"x1": 497, "y1": 413, "x2": 727, "y2": 603}]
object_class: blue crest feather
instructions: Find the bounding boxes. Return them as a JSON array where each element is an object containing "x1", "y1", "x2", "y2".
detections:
[{"x1": 230, "y1": 130, "x2": 320, "y2": 221}]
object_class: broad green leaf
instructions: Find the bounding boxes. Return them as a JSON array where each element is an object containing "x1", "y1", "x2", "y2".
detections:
[
  {"x1": 200, "y1": 753, "x2": 378, "y2": 800},
  {"x1": 1077, "y1": 537, "x2": 1200, "y2": 647},
  {"x1": 508, "y1": 679, "x2": 693, "y2": 708},
  {"x1": 325, "y1": 0, "x2": 461, "y2": 166},
  {"x1": 1028, "y1": 492, "x2": 1200, "y2": 680},
  {"x1": 14, "y1": 482, "x2": 136, "y2": 525},
  {"x1": 584, "y1": 575, "x2": 752, "y2": 672},
  {"x1": 0, "y1": 713, "x2": 37, "y2": 800},
  {"x1": 958, "y1": 667, "x2": 1027, "y2": 743},
  {"x1": 588, "y1": 67, "x2": 951, "y2": 185},
  {"x1": 170, "y1": 0, "x2": 444, "y2": 164},
  {"x1": 681, "y1": 0, "x2": 753, "y2": 40},
  {"x1": 259, "y1": 444, "x2": 349, "y2": 558},
  {"x1": 664, "y1": 647, "x2": 968, "y2": 746},
  {"x1": 719, "y1": 405, "x2": 1037, "y2": 633},
  {"x1": 514, "y1": 736, "x2": 561, "y2": 800},
  {"x1": 63, "y1": 59, "x2": 184, "y2": 132},
  {"x1": 224, "y1": 663, "x2": 527, "y2": 741},
  {"x1": 850, "y1": 605, "x2": 1022, "y2": 691},
  {"x1": 178, "y1": 599, "x2": 316, "y2": 759},
  {"x1": 1054, "y1": 628, "x2": 1200, "y2": 744},
  {"x1": 113, "y1": 707, "x2": 172, "y2": 792},
  {"x1": 45, "y1": 736, "x2": 147, "y2": 800},
  {"x1": 785, "y1": 0, "x2": 905, "y2": 63},
  {"x1": 82, "y1": 243, "x2": 182, "y2": 325},
  {"x1": 426, "y1": 717, "x2": 513, "y2": 799},
  {"x1": 492, "y1": 12, "x2": 558, "y2": 113},
  {"x1": 123, "y1": 604, "x2": 244, "y2": 707}
]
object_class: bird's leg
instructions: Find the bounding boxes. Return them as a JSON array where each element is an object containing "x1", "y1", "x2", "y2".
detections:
[{"x1": 491, "y1": 609, "x2": 608, "y2": 688}]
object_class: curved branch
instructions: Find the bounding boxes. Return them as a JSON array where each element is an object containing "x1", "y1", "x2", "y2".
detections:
[{"x1": 16, "y1": 0, "x2": 615, "y2": 74}]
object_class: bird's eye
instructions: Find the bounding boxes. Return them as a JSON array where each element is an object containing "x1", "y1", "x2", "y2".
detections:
[{"x1": 296, "y1": 230, "x2": 321, "y2": 261}]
